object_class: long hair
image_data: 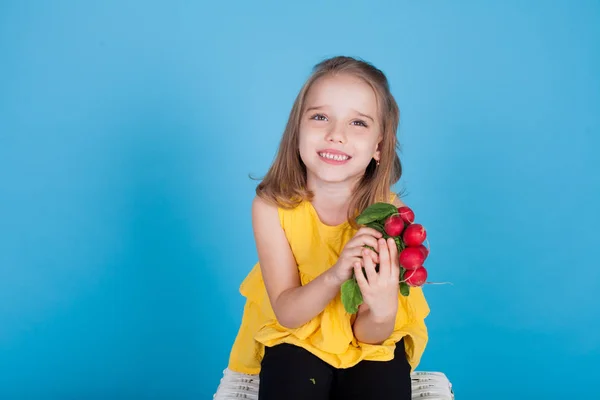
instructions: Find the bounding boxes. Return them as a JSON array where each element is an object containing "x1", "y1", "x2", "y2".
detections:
[{"x1": 254, "y1": 56, "x2": 403, "y2": 228}]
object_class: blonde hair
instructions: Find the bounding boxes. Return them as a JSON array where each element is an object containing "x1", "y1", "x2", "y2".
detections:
[{"x1": 254, "y1": 56, "x2": 403, "y2": 227}]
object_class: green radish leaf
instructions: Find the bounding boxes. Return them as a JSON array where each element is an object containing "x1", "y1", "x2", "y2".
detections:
[
  {"x1": 365, "y1": 221, "x2": 387, "y2": 236},
  {"x1": 394, "y1": 236, "x2": 405, "y2": 252},
  {"x1": 400, "y1": 281, "x2": 410, "y2": 296},
  {"x1": 366, "y1": 220, "x2": 396, "y2": 240},
  {"x1": 399, "y1": 268, "x2": 410, "y2": 296},
  {"x1": 356, "y1": 202, "x2": 398, "y2": 225},
  {"x1": 341, "y1": 276, "x2": 363, "y2": 314}
]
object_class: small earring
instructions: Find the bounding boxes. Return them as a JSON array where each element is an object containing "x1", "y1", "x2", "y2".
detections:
[{"x1": 376, "y1": 159, "x2": 380, "y2": 166}]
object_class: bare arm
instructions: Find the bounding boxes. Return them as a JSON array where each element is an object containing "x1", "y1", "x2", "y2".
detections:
[
  {"x1": 352, "y1": 303, "x2": 397, "y2": 344},
  {"x1": 252, "y1": 196, "x2": 343, "y2": 329}
]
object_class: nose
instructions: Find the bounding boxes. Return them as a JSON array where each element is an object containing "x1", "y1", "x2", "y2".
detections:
[{"x1": 325, "y1": 122, "x2": 347, "y2": 144}]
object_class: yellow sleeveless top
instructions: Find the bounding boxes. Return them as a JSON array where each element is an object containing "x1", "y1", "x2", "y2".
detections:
[{"x1": 227, "y1": 198, "x2": 430, "y2": 374}]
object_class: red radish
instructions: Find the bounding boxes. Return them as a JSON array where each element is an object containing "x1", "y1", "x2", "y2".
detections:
[
  {"x1": 397, "y1": 206, "x2": 415, "y2": 224},
  {"x1": 384, "y1": 214, "x2": 405, "y2": 236},
  {"x1": 404, "y1": 266, "x2": 428, "y2": 287},
  {"x1": 417, "y1": 244, "x2": 429, "y2": 259},
  {"x1": 399, "y1": 247, "x2": 425, "y2": 270},
  {"x1": 403, "y1": 224, "x2": 427, "y2": 247}
]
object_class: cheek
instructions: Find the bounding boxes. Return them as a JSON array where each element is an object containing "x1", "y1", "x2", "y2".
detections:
[
  {"x1": 354, "y1": 135, "x2": 379, "y2": 155},
  {"x1": 298, "y1": 128, "x2": 319, "y2": 149},
  {"x1": 297, "y1": 130, "x2": 316, "y2": 160}
]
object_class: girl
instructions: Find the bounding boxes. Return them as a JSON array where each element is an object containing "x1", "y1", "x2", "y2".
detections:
[{"x1": 226, "y1": 55, "x2": 430, "y2": 400}]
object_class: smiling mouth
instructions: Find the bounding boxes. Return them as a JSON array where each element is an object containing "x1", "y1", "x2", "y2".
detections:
[{"x1": 318, "y1": 151, "x2": 351, "y2": 162}]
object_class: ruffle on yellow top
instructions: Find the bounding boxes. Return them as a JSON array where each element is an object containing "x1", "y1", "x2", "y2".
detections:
[{"x1": 227, "y1": 199, "x2": 430, "y2": 375}]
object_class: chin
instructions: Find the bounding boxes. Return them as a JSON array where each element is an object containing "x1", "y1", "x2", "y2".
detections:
[
  {"x1": 302, "y1": 154, "x2": 369, "y2": 185},
  {"x1": 307, "y1": 167, "x2": 363, "y2": 185}
]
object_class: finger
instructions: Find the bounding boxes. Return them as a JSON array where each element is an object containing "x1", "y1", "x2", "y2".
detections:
[
  {"x1": 353, "y1": 261, "x2": 369, "y2": 292},
  {"x1": 345, "y1": 246, "x2": 370, "y2": 260},
  {"x1": 368, "y1": 248, "x2": 379, "y2": 264},
  {"x1": 348, "y1": 247, "x2": 379, "y2": 265},
  {"x1": 357, "y1": 227, "x2": 383, "y2": 239},
  {"x1": 345, "y1": 255, "x2": 366, "y2": 271},
  {"x1": 362, "y1": 248, "x2": 378, "y2": 283},
  {"x1": 378, "y1": 238, "x2": 391, "y2": 277},
  {"x1": 388, "y1": 237, "x2": 400, "y2": 279},
  {"x1": 349, "y1": 234, "x2": 380, "y2": 251},
  {"x1": 347, "y1": 245, "x2": 379, "y2": 264}
]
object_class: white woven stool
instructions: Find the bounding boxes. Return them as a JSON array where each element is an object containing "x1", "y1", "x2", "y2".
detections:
[{"x1": 213, "y1": 367, "x2": 454, "y2": 399}]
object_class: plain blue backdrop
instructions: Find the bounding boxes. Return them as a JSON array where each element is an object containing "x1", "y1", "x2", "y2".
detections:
[{"x1": 1, "y1": 1, "x2": 599, "y2": 399}]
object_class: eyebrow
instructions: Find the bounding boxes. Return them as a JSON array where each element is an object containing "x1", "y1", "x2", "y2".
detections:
[
  {"x1": 304, "y1": 106, "x2": 375, "y2": 122},
  {"x1": 356, "y1": 111, "x2": 375, "y2": 123}
]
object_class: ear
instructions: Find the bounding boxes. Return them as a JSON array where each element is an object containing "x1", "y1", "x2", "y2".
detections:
[
  {"x1": 373, "y1": 139, "x2": 382, "y2": 162},
  {"x1": 373, "y1": 150, "x2": 381, "y2": 163}
]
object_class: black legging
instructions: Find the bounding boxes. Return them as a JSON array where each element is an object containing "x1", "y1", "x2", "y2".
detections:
[{"x1": 258, "y1": 338, "x2": 412, "y2": 400}]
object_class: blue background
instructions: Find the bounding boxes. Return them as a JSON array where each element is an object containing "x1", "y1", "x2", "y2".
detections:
[{"x1": 1, "y1": 1, "x2": 599, "y2": 398}]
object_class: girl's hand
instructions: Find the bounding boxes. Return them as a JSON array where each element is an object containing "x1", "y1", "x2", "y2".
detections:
[
  {"x1": 354, "y1": 237, "x2": 400, "y2": 320},
  {"x1": 330, "y1": 227, "x2": 382, "y2": 285}
]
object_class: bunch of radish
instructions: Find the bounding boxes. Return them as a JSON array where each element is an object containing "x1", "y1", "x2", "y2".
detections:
[
  {"x1": 383, "y1": 206, "x2": 429, "y2": 289},
  {"x1": 341, "y1": 202, "x2": 430, "y2": 313}
]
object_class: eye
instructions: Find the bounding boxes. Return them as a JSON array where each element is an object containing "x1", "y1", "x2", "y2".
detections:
[
  {"x1": 310, "y1": 113, "x2": 328, "y2": 121},
  {"x1": 352, "y1": 119, "x2": 368, "y2": 127}
]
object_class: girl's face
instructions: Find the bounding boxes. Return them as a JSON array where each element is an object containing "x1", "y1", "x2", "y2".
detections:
[{"x1": 298, "y1": 73, "x2": 382, "y2": 188}]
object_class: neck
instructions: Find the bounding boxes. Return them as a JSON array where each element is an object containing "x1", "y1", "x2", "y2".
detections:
[
  {"x1": 308, "y1": 177, "x2": 357, "y2": 203},
  {"x1": 306, "y1": 176, "x2": 361, "y2": 225}
]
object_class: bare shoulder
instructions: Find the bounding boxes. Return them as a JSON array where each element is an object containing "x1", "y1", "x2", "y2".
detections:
[
  {"x1": 251, "y1": 194, "x2": 279, "y2": 222},
  {"x1": 251, "y1": 194, "x2": 286, "y2": 246}
]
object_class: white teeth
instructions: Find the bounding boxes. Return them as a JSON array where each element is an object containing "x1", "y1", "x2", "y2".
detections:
[{"x1": 319, "y1": 152, "x2": 349, "y2": 161}]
